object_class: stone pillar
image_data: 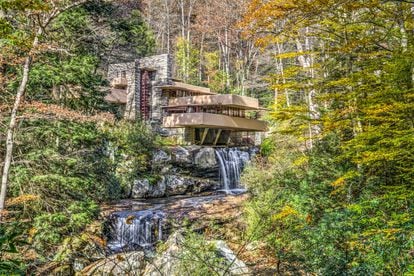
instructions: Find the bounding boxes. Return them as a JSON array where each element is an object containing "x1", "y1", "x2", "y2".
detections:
[
  {"x1": 134, "y1": 60, "x2": 141, "y2": 121},
  {"x1": 107, "y1": 62, "x2": 137, "y2": 120}
]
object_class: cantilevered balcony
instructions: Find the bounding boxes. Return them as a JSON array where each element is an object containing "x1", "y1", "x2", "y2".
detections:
[
  {"x1": 157, "y1": 81, "x2": 216, "y2": 96},
  {"x1": 167, "y1": 94, "x2": 262, "y2": 110},
  {"x1": 111, "y1": 77, "x2": 128, "y2": 89},
  {"x1": 163, "y1": 113, "x2": 267, "y2": 132}
]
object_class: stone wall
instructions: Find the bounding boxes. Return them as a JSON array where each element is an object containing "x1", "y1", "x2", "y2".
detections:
[
  {"x1": 107, "y1": 62, "x2": 137, "y2": 120},
  {"x1": 107, "y1": 54, "x2": 172, "y2": 122},
  {"x1": 136, "y1": 54, "x2": 172, "y2": 126}
]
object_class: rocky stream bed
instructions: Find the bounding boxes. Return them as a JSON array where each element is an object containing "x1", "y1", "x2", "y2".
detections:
[{"x1": 40, "y1": 146, "x2": 277, "y2": 275}]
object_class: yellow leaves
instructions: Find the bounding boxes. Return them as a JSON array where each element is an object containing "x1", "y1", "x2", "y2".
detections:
[
  {"x1": 331, "y1": 176, "x2": 345, "y2": 189},
  {"x1": 293, "y1": 156, "x2": 309, "y2": 167},
  {"x1": 326, "y1": 77, "x2": 352, "y2": 88},
  {"x1": 28, "y1": 227, "x2": 38, "y2": 243},
  {"x1": 272, "y1": 205, "x2": 299, "y2": 221},
  {"x1": 306, "y1": 213, "x2": 312, "y2": 223},
  {"x1": 362, "y1": 228, "x2": 401, "y2": 240},
  {"x1": 89, "y1": 234, "x2": 107, "y2": 247},
  {"x1": 6, "y1": 194, "x2": 39, "y2": 207},
  {"x1": 20, "y1": 101, "x2": 115, "y2": 124},
  {"x1": 330, "y1": 171, "x2": 359, "y2": 196},
  {"x1": 275, "y1": 51, "x2": 312, "y2": 59}
]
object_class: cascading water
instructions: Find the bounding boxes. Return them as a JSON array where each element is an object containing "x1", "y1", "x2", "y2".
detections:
[
  {"x1": 107, "y1": 209, "x2": 165, "y2": 252},
  {"x1": 105, "y1": 147, "x2": 257, "y2": 253},
  {"x1": 215, "y1": 148, "x2": 252, "y2": 193}
]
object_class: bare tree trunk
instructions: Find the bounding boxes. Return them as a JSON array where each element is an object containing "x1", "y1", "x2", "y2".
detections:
[
  {"x1": 0, "y1": 57, "x2": 31, "y2": 213},
  {"x1": 164, "y1": 0, "x2": 171, "y2": 55},
  {"x1": 295, "y1": 35, "x2": 319, "y2": 150},
  {"x1": 0, "y1": 24, "x2": 42, "y2": 214},
  {"x1": 179, "y1": 0, "x2": 187, "y2": 80},
  {"x1": 0, "y1": 0, "x2": 87, "y2": 216},
  {"x1": 199, "y1": 32, "x2": 205, "y2": 82},
  {"x1": 276, "y1": 42, "x2": 290, "y2": 107}
]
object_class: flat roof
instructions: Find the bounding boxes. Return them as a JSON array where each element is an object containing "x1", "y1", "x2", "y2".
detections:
[{"x1": 156, "y1": 82, "x2": 216, "y2": 95}]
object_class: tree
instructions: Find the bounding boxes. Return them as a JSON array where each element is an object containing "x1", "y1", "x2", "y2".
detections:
[
  {"x1": 242, "y1": 0, "x2": 414, "y2": 273},
  {"x1": 0, "y1": 0, "x2": 88, "y2": 216}
]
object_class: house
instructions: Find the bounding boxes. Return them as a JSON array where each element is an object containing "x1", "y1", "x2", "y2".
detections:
[{"x1": 105, "y1": 54, "x2": 267, "y2": 146}]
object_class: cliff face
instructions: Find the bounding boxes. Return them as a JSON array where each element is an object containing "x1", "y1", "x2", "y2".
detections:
[
  {"x1": 129, "y1": 146, "x2": 221, "y2": 199},
  {"x1": 127, "y1": 146, "x2": 257, "y2": 199}
]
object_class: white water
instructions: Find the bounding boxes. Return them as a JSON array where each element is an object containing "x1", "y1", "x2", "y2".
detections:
[
  {"x1": 215, "y1": 148, "x2": 252, "y2": 193},
  {"x1": 107, "y1": 209, "x2": 165, "y2": 252},
  {"x1": 106, "y1": 148, "x2": 256, "y2": 252}
]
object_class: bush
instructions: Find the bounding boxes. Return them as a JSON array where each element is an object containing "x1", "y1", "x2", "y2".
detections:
[
  {"x1": 243, "y1": 134, "x2": 414, "y2": 274},
  {"x1": 1, "y1": 118, "x2": 156, "y2": 259}
]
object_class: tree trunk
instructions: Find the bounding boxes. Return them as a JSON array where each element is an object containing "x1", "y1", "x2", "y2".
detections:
[
  {"x1": 0, "y1": 55, "x2": 32, "y2": 214},
  {"x1": 164, "y1": 0, "x2": 171, "y2": 55},
  {"x1": 276, "y1": 42, "x2": 290, "y2": 107},
  {"x1": 0, "y1": 0, "x2": 86, "y2": 218},
  {"x1": 0, "y1": 24, "x2": 43, "y2": 213}
]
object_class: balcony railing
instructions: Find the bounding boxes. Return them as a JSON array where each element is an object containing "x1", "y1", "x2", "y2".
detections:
[{"x1": 111, "y1": 77, "x2": 128, "y2": 89}]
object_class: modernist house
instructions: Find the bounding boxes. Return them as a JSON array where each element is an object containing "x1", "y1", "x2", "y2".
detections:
[{"x1": 105, "y1": 54, "x2": 267, "y2": 146}]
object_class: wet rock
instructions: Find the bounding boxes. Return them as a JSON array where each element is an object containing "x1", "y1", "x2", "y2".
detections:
[
  {"x1": 82, "y1": 251, "x2": 146, "y2": 275},
  {"x1": 192, "y1": 178, "x2": 220, "y2": 193},
  {"x1": 194, "y1": 147, "x2": 217, "y2": 168}
]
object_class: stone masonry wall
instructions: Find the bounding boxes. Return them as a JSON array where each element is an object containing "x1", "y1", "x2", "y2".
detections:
[
  {"x1": 108, "y1": 54, "x2": 178, "y2": 135},
  {"x1": 107, "y1": 62, "x2": 137, "y2": 120},
  {"x1": 137, "y1": 54, "x2": 172, "y2": 125}
]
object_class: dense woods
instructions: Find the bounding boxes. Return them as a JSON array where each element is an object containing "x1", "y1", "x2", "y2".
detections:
[
  {"x1": 242, "y1": 0, "x2": 414, "y2": 274},
  {"x1": 1, "y1": 0, "x2": 413, "y2": 274}
]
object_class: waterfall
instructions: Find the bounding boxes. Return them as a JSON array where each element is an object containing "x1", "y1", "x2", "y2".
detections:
[
  {"x1": 107, "y1": 209, "x2": 165, "y2": 252},
  {"x1": 215, "y1": 148, "x2": 252, "y2": 193}
]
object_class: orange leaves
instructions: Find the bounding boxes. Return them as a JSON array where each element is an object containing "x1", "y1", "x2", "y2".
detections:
[{"x1": 6, "y1": 194, "x2": 40, "y2": 207}]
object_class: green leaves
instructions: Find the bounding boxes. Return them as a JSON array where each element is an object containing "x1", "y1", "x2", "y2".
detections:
[
  {"x1": 0, "y1": 225, "x2": 25, "y2": 275},
  {"x1": 0, "y1": 117, "x2": 156, "y2": 259}
]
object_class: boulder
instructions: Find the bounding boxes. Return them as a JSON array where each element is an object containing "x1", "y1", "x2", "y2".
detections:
[
  {"x1": 194, "y1": 147, "x2": 217, "y2": 168},
  {"x1": 165, "y1": 175, "x2": 190, "y2": 196},
  {"x1": 150, "y1": 176, "x2": 166, "y2": 198},
  {"x1": 152, "y1": 149, "x2": 171, "y2": 164},
  {"x1": 171, "y1": 146, "x2": 192, "y2": 166},
  {"x1": 143, "y1": 232, "x2": 184, "y2": 276},
  {"x1": 82, "y1": 251, "x2": 146, "y2": 275},
  {"x1": 131, "y1": 179, "x2": 151, "y2": 198},
  {"x1": 214, "y1": 240, "x2": 250, "y2": 275},
  {"x1": 143, "y1": 232, "x2": 250, "y2": 276},
  {"x1": 131, "y1": 175, "x2": 220, "y2": 199}
]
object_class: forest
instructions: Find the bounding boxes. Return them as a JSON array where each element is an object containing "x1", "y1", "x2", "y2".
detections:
[{"x1": 1, "y1": 0, "x2": 413, "y2": 275}]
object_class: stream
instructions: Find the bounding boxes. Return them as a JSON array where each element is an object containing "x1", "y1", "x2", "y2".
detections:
[{"x1": 105, "y1": 147, "x2": 255, "y2": 253}]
